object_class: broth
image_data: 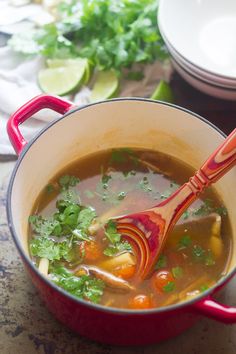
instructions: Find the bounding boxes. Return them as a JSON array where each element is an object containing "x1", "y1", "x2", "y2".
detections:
[{"x1": 28, "y1": 148, "x2": 232, "y2": 309}]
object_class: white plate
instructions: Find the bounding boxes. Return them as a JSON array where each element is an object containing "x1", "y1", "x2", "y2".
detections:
[{"x1": 159, "y1": 0, "x2": 236, "y2": 80}]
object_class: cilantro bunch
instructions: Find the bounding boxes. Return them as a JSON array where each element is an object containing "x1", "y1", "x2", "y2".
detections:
[{"x1": 9, "y1": 0, "x2": 168, "y2": 73}]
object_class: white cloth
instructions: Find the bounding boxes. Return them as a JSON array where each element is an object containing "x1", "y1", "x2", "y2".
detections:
[{"x1": 0, "y1": 47, "x2": 173, "y2": 155}]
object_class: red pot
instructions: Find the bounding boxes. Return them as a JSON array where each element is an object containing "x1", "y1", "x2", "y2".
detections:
[{"x1": 6, "y1": 95, "x2": 236, "y2": 345}]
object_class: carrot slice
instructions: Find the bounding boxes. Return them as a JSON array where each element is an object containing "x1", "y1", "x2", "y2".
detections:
[
  {"x1": 128, "y1": 294, "x2": 153, "y2": 309},
  {"x1": 113, "y1": 264, "x2": 136, "y2": 280},
  {"x1": 81, "y1": 241, "x2": 103, "y2": 262},
  {"x1": 152, "y1": 270, "x2": 175, "y2": 293}
]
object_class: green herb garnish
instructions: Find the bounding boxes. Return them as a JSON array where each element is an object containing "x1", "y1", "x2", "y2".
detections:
[
  {"x1": 30, "y1": 237, "x2": 73, "y2": 261},
  {"x1": 110, "y1": 148, "x2": 138, "y2": 164},
  {"x1": 45, "y1": 184, "x2": 55, "y2": 193},
  {"x1": 172, "y1": 266, "x2": 183, "y2": 279},
  {"x1": 59, "y1": 175, "x2": 80, "y2": 190},
  {"x1": 138, "y1": 176, "x2": 153, "y2": 193},
  {"x1": 154, "y1": 254, "x2": 167, "y2": 270},
  {"x1": 178, "y1": 235, "x2": 192, "y2": 250},
  {"x1": 163, "y1": 281, "x2": 175, "y2": 293},
  {"x1": 192, "y1": 245, "x2": 205, "y2": 259},
  {"x1": 200, "y1": 284, "x2": 209, "y2": 292},
  {"x1": 117, "y1": 191, "x2": 126, "y2": 200},
  {"x1": 105, "y1": 220, "x2": 121, "y2": 244},
  {"x1": 104, "y1": 241, "x2": 132, "y2": 257},
  {"x1": 51, "y1": 266, "x2": 105, "y2": 303}
]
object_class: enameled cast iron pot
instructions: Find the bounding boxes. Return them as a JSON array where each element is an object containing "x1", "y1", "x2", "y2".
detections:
[{"x1": 6, "y1": 95, "x2": 236, "y2": 345}]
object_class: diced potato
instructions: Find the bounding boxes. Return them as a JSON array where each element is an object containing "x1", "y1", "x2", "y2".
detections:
[
  {"x1": 100, "y1": 252, "x2": 136, "y2": 271},
  {"x1": 210, "y1": 235, "x2": 223, "y2": 258},
  {"x1": 211, "y1": 214, "x2": 222, "y2": 237},
  {"x1": 38, "y1": 258, "x2": 49, "y2": 277}
]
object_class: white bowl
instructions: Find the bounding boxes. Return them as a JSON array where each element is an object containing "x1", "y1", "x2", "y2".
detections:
[
  {"x1": 162, "y1": 31, "x2": 236, "y2": 89},
  {"x1": 172, "y1": 56, "x2": 236, "y2": 100},
  {"x1": 158, "y1": 0, "x2": 236, "y2": 80}
]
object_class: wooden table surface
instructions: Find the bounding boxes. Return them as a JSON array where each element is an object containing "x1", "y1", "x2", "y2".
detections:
[
  {"x1": 172, "y1": 72, "x2": 236, "y2": 134},
  {"x1": 0, "y1": 71, "x2": 236, "y2": 354}
]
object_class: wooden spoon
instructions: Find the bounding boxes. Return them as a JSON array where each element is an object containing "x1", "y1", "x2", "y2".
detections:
[{"x1": 112, "y1": 128, "x2": 236, "y2": 279}]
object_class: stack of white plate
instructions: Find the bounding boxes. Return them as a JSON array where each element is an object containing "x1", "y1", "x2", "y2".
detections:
[{"x1": 158, "y1": 0, "x2": 236, "y2": 100}]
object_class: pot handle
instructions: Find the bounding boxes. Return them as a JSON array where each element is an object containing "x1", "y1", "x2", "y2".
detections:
[
  {"x1": 7, "y1": 94, "x2": 75, "y2": 155},
  {"x1": 193, "y1": 296, "x2": 236, "y2": 324}
]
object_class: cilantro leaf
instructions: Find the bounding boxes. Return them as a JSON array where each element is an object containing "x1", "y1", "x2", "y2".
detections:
[
  {"x1": 51, "y1": 266, "x2": 105, "y2": 303},
  {"x1": 59, "y1": 175, "x2": 80, "y2": 190},
  {"x1": 30, "y1": 237, "x2": 72, "y2": 261},
  {"x1": 154, "y1": 254, "x2": 167, "y2": 270},
  {"x1": 29, "y1": 215, "x2": 61, "y2": 238},
  {"x1": 77, "y1": 207, "x2": 96, "y2": 231},
  {"x1": 178, "y1": 235, "x2": 192, "y2": 250},
  {"x1": 172, "y1": 266, "x2": 183, "y2": 279},
  {"x1": 103, "y1": 241, "x2": 132, "y2": 256},
  {"x1": 163, "y1": 281, "x2": 175, "y2": 293},
  {"x1": 105, "y1": 220, "x2": 121, "y2": 244}
]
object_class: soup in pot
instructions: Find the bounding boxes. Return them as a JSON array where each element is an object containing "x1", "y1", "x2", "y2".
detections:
[{"x1": 28, "y1": 148, "x2": 232, "y2": 309}]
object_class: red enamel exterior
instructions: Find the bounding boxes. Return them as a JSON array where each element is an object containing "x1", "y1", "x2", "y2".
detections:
[
  {"x1": 7, "y1": 94, "x2": 75, "y2": 154},
  {"x1": 6, "y1": 95, "x2": 236, "y2": 345}
]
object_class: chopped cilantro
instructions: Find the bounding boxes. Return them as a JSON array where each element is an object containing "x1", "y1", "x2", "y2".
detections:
[
  {"x1": 110, "y1": 148, "x2": 138, "y2": 165},
  {"x1": 193, "y1": 199, "x2": 227, "y2": 217},
  {"x1": 105, "y1": 220, "x2": 121, "y2": 244},
  {"x1": 178, "y1": 235, "x2": 192, "y2": 250},
  {"x1": 51, "y1": 266, "x2": 105, "y2": 304},
  {"x1": 104, "y1": 241, "x2": 132, "y2": 256},
  {"x1": 154, "y1": 254, "x2": 167, "y2": 270},
  {"x1": 102, "y1": 174, "x2": 112, "y2": 188},
  {"x1": 192, "y1": 245, "x2": 215, "y2": 266},
  {"x1": 200, "y1": 284, "x2": 209, "y2": 292},
  {"x1": 192, "y1": 245, "x2": 205, "y2": 259},
  {"x1": 45, "y1": 184, "x2": 55, "y2": 193},
  {"x1": 117, "y1": 191, "x2": 126, "y2": 200},
  {"x1": 77, "y1": 207, "x2": 96, "y2": 231},
  {"x1": 205, "y1": 251, "x2": 215, "y2": 266},
  {"x1": 160, "y1": 189, "x2": 172, "y2": 200},
  {"x1": 163, "y1": 281, "x2": 175, "y2": 293},
  {"x1": 215, "y1": 206, "x2": 227, "y2": 216},
  {"x1": 138, "y1": 176, "x2": 153, "y2": 193},
  {"x1": 183, "y1": 210, "x2": 190, "y2": 220},
  {"x1": 29, "y1": 215, "x2": 61, "y2": 238},
  {"x1": 59, "y1": 175, "x2": 80, "y2": 190},
  {"x1": 30, "y1": 237, "x2": 73, "y2": 261},
  {"x1": 172, "y1": 266, "x2": 183, "y2": 279}
]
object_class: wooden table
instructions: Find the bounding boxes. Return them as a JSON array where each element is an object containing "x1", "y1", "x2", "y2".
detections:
[
  {"x1": 172, "y1": 72, "x2": 236, "y2": 134},
  {"x1": 0, "y1": 72, "x2": 236, "y2": 354}
]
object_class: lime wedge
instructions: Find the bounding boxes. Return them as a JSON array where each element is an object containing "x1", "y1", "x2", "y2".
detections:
[
  {"x1": 150, "y1": 80, "x2": 174, "y2": 103},
  {"x1": 46, "y1": 57, "x2": 91, "y2": 85},
  {"x1": 90, "y1": 70, "x2": 119, "y2": 102},
  {"x1": 38, "y1": 63, "x2": 87, "y2": 96}
]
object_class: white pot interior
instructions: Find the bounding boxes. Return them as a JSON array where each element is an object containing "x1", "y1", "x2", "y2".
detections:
[{"x1": 9, "y1": 99, "x2": 236, "y2": 274}]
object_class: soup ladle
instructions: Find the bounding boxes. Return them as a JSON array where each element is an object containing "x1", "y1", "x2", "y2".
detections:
[{"x1": 111, "y1": 128, "x2": 236, "y2": 279}]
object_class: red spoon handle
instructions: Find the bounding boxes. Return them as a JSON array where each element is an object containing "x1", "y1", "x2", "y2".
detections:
[
  {"x1": 200, "y1": 128, "x2": 236, "y2": 184},
  {"x1": 188, "y1": 128, "x2": 236, "y2": 194}
]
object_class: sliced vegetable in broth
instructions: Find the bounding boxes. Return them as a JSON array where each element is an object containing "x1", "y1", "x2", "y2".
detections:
[{"x1": 28, "y1": 148, "x2": 232, "y2": 309}]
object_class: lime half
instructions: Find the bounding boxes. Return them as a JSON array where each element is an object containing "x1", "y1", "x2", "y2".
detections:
[
  {"x1": 150, "y1": 80, "x2": 174, "y2": 103},
  {"x1": 38, "y1": 63, "x2": 87, "y2": 96},
  {"x1": 90, "y1": 70, "x2": 119, "y2": 102}
]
